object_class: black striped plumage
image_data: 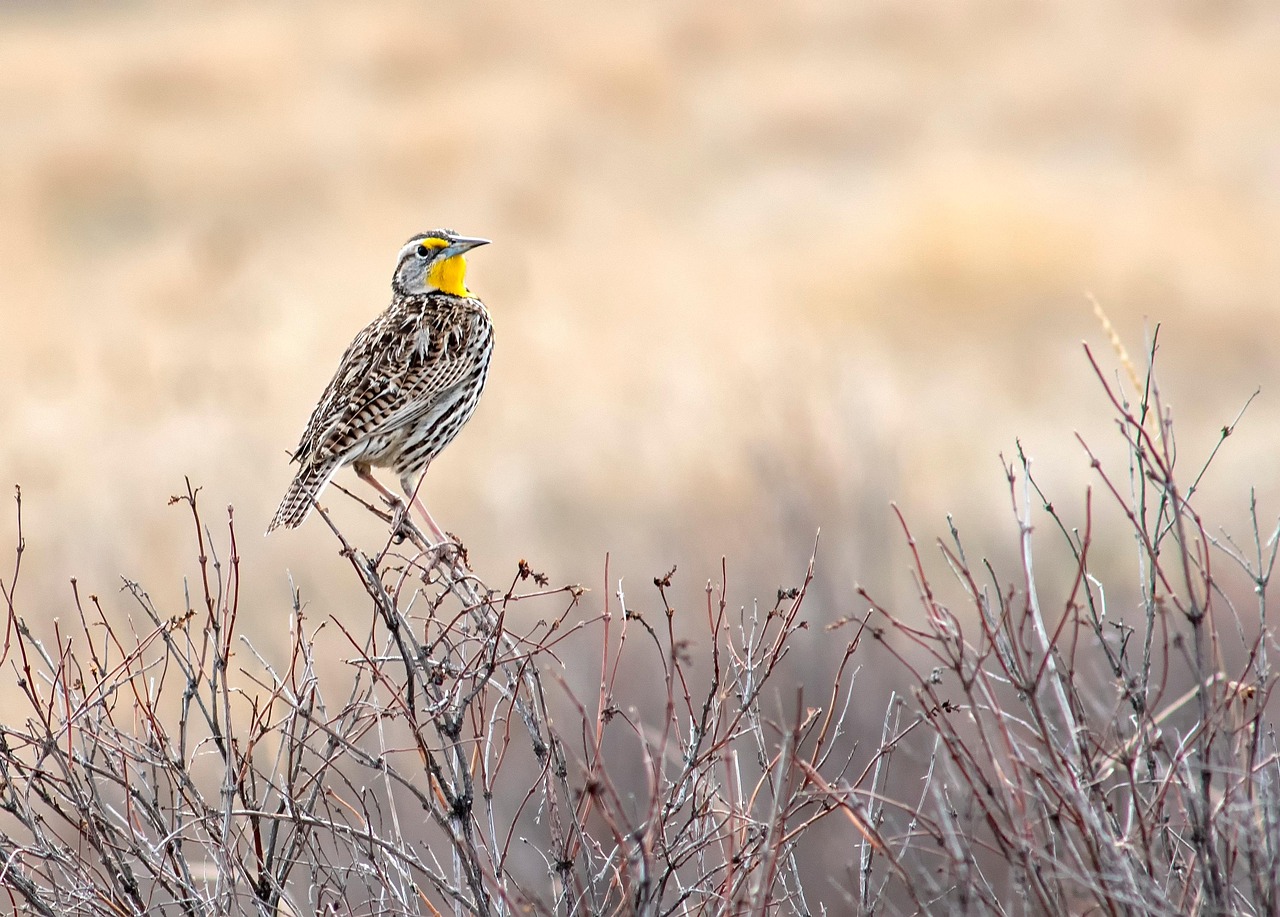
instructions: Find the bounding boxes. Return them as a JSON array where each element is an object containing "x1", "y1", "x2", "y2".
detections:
[{"x1": 268, "y1": 230, "x2": 493, "y2": 533}]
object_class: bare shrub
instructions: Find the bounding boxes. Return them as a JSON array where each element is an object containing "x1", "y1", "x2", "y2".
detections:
[{"x1": 0, "y1": 332, "x2": 1275, "y2": 915}]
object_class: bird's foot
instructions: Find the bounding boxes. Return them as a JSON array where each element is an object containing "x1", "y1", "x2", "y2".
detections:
[
  {"x1": 389, "y1": 499, "x2": 412, "y2": 544},
  {"x1": 432, "y1": 539, "x2": 459, "y2": 565}
]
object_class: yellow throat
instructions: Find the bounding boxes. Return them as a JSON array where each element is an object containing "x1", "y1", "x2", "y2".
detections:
[{"x1": 427, "y1": 254, "x2": 470, "y2": 297}]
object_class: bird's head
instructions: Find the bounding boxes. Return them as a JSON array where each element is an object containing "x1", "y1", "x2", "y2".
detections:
[{"x1": 392, "y1": 229, "x2": 490, "y2": 297}]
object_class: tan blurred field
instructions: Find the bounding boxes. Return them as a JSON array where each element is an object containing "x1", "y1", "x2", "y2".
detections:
[{"x1": 1, "y1": 1, "x2": 1278, "y2": 640}]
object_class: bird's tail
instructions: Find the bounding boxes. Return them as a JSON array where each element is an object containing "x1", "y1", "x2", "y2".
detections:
[{"x1": 267, "y1": 460, "x2": 339, "y2": 533}]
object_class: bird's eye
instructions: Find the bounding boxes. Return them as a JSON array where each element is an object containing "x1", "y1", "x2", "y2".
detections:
[{"x1": 416, "y1": 244, "x2": 431, "y2": 258}]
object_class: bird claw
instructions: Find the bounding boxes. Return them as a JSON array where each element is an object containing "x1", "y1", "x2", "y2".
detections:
[
  {"x1": 432, "y1": 540, "x2": 459, "y2": 563},
  {"x1": 389, "y1": 500, "x2": 412, "y2": 543}
]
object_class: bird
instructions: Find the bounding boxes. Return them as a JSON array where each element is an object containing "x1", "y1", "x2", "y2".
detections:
[{"x1": 267, "y1": 229, "x2": 494, "y2": 540}]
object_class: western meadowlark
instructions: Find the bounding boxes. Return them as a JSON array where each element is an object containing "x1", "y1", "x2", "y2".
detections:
[{"x1": 267, "y1": 229, "x2": 494, "y2": 540}]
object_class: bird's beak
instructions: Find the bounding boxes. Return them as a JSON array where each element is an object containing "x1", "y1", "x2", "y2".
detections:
[{"x1": 444, "y1": 236, "x2": 490, "y2": 258}]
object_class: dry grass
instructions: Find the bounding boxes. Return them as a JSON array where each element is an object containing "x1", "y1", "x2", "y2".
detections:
[
  {"x1": 1, "y1": 3, "x2": 1279, "y2": 640},
  {"x1": 1, "y1": 8, "x2": 1279, "y2": 911}
]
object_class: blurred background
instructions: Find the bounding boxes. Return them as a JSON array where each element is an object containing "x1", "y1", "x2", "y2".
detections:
[{"x1": 1, "y1": 2, "x2": 1278, "y2": 653}]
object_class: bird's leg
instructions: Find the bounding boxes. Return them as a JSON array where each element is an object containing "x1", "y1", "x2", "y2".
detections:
[
  {"x1": 400, "y1": 471, "x2": 450, "y2": 546},
  {"x1": 354, "y1": 463, "x2": 410, "y2": 530},
  {"x1": 354, "y1": 462, "x2": 400, "y2": 507}
]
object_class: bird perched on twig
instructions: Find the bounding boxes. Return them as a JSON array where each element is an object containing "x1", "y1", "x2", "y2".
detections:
[{"x1": 267, "y1": 229, "x2": 494, "y2": 541}]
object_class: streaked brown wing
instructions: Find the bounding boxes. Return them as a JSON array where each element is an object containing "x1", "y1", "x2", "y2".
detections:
[
  {"x1": 335, "y1": 352, "x2": 473, "y2": 450},
  {"x1": 294, "y1": 302, "x2": 477, "y2": 464}
]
